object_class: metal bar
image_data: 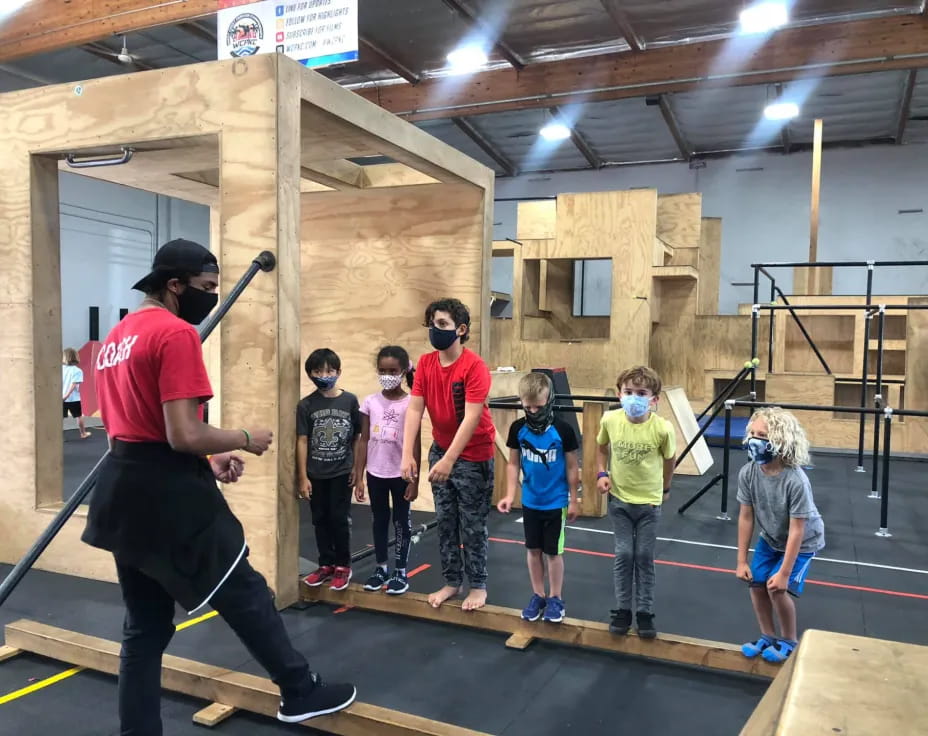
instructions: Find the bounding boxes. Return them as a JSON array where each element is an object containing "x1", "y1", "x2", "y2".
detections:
[
  {"x1": 550, "y1": 106, "x2": 603, "y2": 169},
  {"x1": 719, "y1": 404, "x2": 732, "y2": 520},
  {"x1": 751, "y1": 267, "x2": 760, "y2": 395},
  {"x1": 767, "y1": 278, "x2": 776, "y2": 373},
  {"x1": 759, "y1": 303, "x2": 928, "y2": 310},
  {"x1": 554, "y1": 394, "x2": 615, "y2": 402},
  {"x1": 895, "y1": 70, "x2": 917, "y2": 144},
  {"x1": 696, "y1": 365, "x2": 750, "y2": 422},
  {"x1": 676, "y1": 474, "x2": 723, "y2": 515},
  {"x1": 751, "y1": 260, "x2": 928, "y2": 268},
  {"x1": 350, "y1": 521, "x2": 438, "y2": 564},
  {"x1": 731, "y1": 400, "x2": 928, "y2": 419},
  {"x1": 487, "y1": 402, "x2": 583, "y2": 413},
  {"x1": 658, "y1": 94, "x2": 691, "y2": 160},
  {"x1": 869, "y1": 308, "x2": 886, "y2": 499},
  {"x1": 773, "y1": 288, "x2": 831, "y2": 374},
  {"x1": 856, "y1": 313, "x2": 872, "y2": 471},
  {"x1": 65, "y1": 147, "x2": 135, "y2": 169},
  {"x1": 359, "y1": 37, "x2": 421, "y2": 85},
  {"x1": 0, "y1": 251, "x2": 276, "y2": 610},
  {"x1": 599, "y1": 0, "x2": 645, "y2": 51},
  {"x1": 452, "y1": 117, "x2": 518, "y2": 176},
  {"x1": 877, "y1": 410, "x2": 893, "y2": 536},
  {"x1": 440, "y1": 0, "x2": 526, "y2": 70}
]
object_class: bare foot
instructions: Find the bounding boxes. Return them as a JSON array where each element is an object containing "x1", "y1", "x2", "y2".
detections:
[
  {"x1": 80, "y1": 432, "x2": 91, "y2": 439},
  {"x1": 428, "y1": 585, "x2": 461, "y2": 608},
  {"x1": 462, "y1": 588, "x2": 487, "y2": 611}
]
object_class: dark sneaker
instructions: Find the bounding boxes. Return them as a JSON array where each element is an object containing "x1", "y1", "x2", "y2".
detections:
[
  {"x1": 302, "y1": 565, "x2": 335, "y2": 588},
  {"x1": 609, "y1": 608, "x2": 632, "y2": 635},
  {"x1": 363, "y1": 567, "x2": 389, "y2": 592},
  {"x1": 636, "y1": 612, "x2": 657, "y2": 639},
  {"x1": 542, "y1": 596, "x2": 565, "y2": 623},
  {"x1": 521, "y1": 594, "x2": 547, "y2": 621},
  {"x1": 385, "y1": 570, "x2": 409, "y2": 595},
  {"x1": 277, "y1": 672, "x2": 356, "y2": 723},
  {"x1": 330, "y1": 566, "x2": 352, "y2": 591}
]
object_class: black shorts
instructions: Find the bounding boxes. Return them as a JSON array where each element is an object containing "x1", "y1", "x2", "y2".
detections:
[
  {"x1": 523, "y1": 506, "x2": 567, "y2": 556},
  {"x1": 63, "y1": 400, "x2": 82, "y2": 418}
]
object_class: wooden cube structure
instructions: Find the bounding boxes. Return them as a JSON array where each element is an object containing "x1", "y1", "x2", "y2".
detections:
[{"x1": 0, "y1": 54, "x2": 493, "y2": 607}]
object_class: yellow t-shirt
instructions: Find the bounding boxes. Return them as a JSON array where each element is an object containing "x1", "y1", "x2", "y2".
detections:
[{"x1": 596, "y1": 410, "x2": 676, "y2": 505}]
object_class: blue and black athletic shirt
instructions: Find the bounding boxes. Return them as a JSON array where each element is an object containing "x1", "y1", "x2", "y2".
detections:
[{"x1": 506, "y1": 418, "x2": 579, "y2": 510}]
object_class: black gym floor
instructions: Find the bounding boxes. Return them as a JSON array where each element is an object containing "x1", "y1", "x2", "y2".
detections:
[{"x1": 1, "y1": 438, "x2": 923, "y2": 735}]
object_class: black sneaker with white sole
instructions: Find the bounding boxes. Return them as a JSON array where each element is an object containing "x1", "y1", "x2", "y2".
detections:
[
  {"x1": 385, "y1": 570, "x2": 409, "y2": 595},
  {"x1": 277, "y1": 672, "x2": 357, "y2": 723},
  {"x1": 363, "y1": 566, "x2": 389, "y2": 591}
]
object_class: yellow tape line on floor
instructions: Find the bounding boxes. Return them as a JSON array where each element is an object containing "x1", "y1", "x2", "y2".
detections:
[{"x1": 0, "y1": 610, "x2": 219, "y2": 705}]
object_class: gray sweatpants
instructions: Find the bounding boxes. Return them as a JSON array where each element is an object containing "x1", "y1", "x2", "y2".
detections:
[
  {"x1": 429, "y1": 443, "x2": 494, "y2": 589},
  {"x1": 609, "y1": 497, "x2": 661, "y2": 614}
]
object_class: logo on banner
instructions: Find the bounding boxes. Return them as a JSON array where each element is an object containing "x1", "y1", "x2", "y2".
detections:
[{"x1": 226, "y1": 13, "x2": 264, "y2": 57}]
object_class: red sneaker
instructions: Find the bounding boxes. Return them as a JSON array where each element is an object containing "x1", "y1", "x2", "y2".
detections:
[
  {"x1": 302, "y1": 565, "x2": 335, "y2": 587},
  {"x1": 330, "y1": 566, "x2": 352, "y2": 591}
]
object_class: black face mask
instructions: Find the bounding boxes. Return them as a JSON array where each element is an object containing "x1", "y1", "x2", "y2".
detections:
[
  {"x1": 524, "y1": 397, "x2": 555, "y2": 434},
  {"x1": 177, "y1": 285, "x2": 218, "y2": 325},
  {"x1": 429, "y1": 325, "x2": 460, "y2": 351}
]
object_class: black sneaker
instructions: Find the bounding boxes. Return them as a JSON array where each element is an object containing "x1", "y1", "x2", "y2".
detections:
[
  {"x1": 609, "y1": 608, "x2": 632, "y2": 635},
  {"x1": 277, "y1": 672, "x2": 357, "y2": 723},
  {"x1": 385, "y1": 570, "x2": 409, "y2": 595},
  {"x1": 363, "y1": 567, "x2": 389, "y2": 592},
  {"x1": 636, "y1": 612, "x2": 657, "y2": 639}
]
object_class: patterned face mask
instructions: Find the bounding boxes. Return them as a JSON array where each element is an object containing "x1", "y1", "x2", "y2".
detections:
[
  {"x1": 746, "y1": 437, "x2": 776, "y2": 465},
  {"x1": 378, "y1": 373, "x2": 404, "y2": 391},
  {"x1": 311, "y1": 375, "x2": 338, "y2": 391},
  {"x1": 523, "y1": 395, "x2": 554, "y2": 434}
]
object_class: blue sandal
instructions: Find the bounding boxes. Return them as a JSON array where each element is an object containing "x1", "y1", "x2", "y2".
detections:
[
  {"x1": 762, "y1": 638, "x2": 797, "y2": 663},
  {"x1": 741, "y1": 634, "x2": 776, "y2": 658}
]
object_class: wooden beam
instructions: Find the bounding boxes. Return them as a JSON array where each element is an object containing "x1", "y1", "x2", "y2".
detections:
[
  {"x1": 895, "y1": 69, "x2": 917, "y2": 144},
  {"x1": 451, "y1": 117, "x2": 517, "y2": 177},
  {"x1": 192, "y1": 703, "x2": 239, "y2": 727},
  {"x1": 600, "y1": 0, "x2": 645, "y2": 51},
  {"x1": 302, "y1": 585, "x2": 779, "y2": 679},
  {"x1": 809, "y1": 118, "x2": 822, "y2": 263},
  {"x1": 657, "y1": 95, "x2": 691, "y2": 160},
  {"x1": 580, "y1": 402, "x2": 608, "y2": 517},
  {"x1": 354, "y1": 15, "x2": 928, "y2": 120},
  {"x1": 300, "y1": 160, "x2": 368, "y2": 190},
  {"x1": 0, "y1": 0, "x2": 218, "y2": 62},
  {"x1": 4, "y1": 620, "x2": 492, "y2": 736},
  {"x1": 0, "y1": 645, "x2": 22, "y2": 662},
  {"x1": 440, "y1": 0, "x2": 526, "y2": 70},
  {"x1": 359, "y1": 37, "x2": 420, "y2": 85},
  {"x1": 550, "y1": 106, "x2": 602, "y2": 169}
]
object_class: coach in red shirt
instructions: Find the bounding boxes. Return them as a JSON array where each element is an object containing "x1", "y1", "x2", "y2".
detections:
[
  {"x1": 401, "y1": 298, "x2": 495, "y2": 612},
  {"x1": 81, "y1": 239, "x2": 354, "y2": 733}
]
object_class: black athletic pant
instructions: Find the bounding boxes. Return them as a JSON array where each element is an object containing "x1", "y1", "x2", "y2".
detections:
[
  {"x1": 367, "y1": 473, "x2": 412, "y2": 570},
  {"x1": 115, "y1": 557, "x2": 311, "y2": 736},
  {"x1": 309, "y1": 474, "x2": 352, "y2": 567}
]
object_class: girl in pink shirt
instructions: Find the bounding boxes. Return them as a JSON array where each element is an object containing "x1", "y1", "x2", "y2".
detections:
[{"x1": 354, "y1": 346, "x2": 420, "y2": 594}]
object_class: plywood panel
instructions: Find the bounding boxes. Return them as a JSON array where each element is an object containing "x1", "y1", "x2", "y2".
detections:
[
  {"x1": 765, "y1": 373, "x2": 836, "y2": 447},
  {"x1": 650, "y1": 279, "x2": 697, "y2": 397},
  {"x1": 697, "y1": 217, "x2": 721, "y2": 315},
  {"x1": 783, "y1": 314, "x2": 855, "y2": 375},
  {"x1": 658, "y1": 386, "x2": 713, "y2": 476},
  {"x1": 793, "y1": 266, "x2": 833, "y2": 296},
  {"x1": 904, "y1": 297, "x2": 928, "y2": 451},
  {"x1": 657, "y1": 193, "x2": 702, "y2": 249},
  {"x1": 517, "y1": 200, "x2": 556, "y2": 240}
]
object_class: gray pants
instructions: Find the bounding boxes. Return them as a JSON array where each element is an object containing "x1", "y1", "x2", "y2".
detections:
[
  {"x1": 609, "y1": 497, "x2": 661, "y2": 614},
  {"x1": 429, "y1": 443, "x2": 494, "y2": 589}
]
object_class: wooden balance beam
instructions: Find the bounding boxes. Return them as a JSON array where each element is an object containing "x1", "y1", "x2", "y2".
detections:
[
  {"x1": 3, "y1": 619, "x2": 492, "y2": 736},
  {"x1": 302, "y1": 584, "x2": 779, "y2": 679}
]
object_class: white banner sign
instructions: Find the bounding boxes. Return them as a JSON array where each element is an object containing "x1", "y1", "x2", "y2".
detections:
[{"x1": 217, "y1": 0, "x2": 358, "y2": 69}]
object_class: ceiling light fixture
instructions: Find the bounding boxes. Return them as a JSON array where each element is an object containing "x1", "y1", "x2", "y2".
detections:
[
  {"x1": 763, "y1": 101, "x2": 800, "y2": 120},
  {"x1": 539, "y1": 122, "x2": 571, "y2": 141},
  {"x1": 739, "y1": 2, "x2": 788, "y2": 34},
  {"x1": 447, "y1": 44, "x2": 488, "y2": 73}
]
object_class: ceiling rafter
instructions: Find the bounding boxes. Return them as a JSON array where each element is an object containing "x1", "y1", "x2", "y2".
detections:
[
  {"x1": 440, "y1": 0, "x2": 526, "y2": 70},
  {"x1": 895, "y1": 69, "x2": 917, "y2": 144},
  {"x1": 549, "y1": 106, "x2": 603, "y2": 169},
  {"x1": 359, "y1": 37, "x2": 421, "y2": 85},
  {"x1": 655, "y1": 94, "x2": 691, "y2": 160},
  {"x1": 600, "y1": 1, "x2": 645, "y2": 51},
  {"x1": 775, "y1": 83, "x2": 793, "y2": 154},
  {"x1": 451, "y1": 117, "x2": 518, "y2": 176}
]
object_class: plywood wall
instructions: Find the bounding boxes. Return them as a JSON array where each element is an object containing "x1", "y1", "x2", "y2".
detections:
[
  {"x1": 697, "y1": 217, "x2": 721, "y2": 315},
  {"x1": 657, "y1": 193, "x2": 702, "y2": 249}
]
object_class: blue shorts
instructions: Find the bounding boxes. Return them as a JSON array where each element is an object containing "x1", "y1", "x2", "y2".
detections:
[{"x1": 749, "y1": 536, "x2": 815, "y2": 597}]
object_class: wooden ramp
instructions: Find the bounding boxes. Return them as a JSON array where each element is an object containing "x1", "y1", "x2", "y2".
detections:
[
  {"x1": 3, "y1": 619, "x2": 492, "y2": 736},
  {"x1": 740, "y1": 629, "x2": 928, "y2": 735},
  {"x1": 303, "y1": 585, "x2": 778, "y2": 679},
  {"x1": 658, "y1": 385, "x2": 714, "y2": 476}
]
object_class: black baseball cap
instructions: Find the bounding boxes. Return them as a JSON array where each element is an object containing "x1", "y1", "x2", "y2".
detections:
[{"x1": 132, "y1": 238, "x2": 219, "y2": 292}]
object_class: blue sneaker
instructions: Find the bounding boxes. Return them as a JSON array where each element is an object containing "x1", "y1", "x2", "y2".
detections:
[
  {"x1": 521, "y1": 594, "x2": 547, "y2": 621},
  {"x1": 542, "y1": 596, "x2": 565, "y2": 623},
  {"x1": 762, "y1": 638, "x2": 797, "y2": 663},
  {"x1": 742, "y1": 634, "x2": 776, "y2": 658}
]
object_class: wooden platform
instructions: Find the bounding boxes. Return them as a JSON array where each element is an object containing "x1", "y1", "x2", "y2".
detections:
[
  {"x1": 302, "y1": 584, "x2": 779, "y2": 679},
  {"x1": 740, "y1": 629, "x2": 928, "y2": 735},
  {"x1": 3, "y1": 619, "x2": 492, "y2": 736}
]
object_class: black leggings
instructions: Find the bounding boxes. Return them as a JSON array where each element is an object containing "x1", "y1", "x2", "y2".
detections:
[{"x1": 367, "y1": 474, "x2": 412, "y2": 570}]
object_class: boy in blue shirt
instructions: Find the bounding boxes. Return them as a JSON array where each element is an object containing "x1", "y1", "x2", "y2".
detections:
[{"x1": 498, "y1": 372, "x2": 580, "y2": 623}]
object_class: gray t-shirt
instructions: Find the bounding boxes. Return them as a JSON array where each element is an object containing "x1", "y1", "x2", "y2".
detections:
[
  {"x1": 296, "y1": 390, "x2": 361, "y2": 480},
  {"x1": 737, "y1": 462, "x2": 825, "y2": 554}
]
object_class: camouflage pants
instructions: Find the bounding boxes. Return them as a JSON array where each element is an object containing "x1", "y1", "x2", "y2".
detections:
[{"x1": 429, "y1": 443, "x2": 494, "y2": 589}]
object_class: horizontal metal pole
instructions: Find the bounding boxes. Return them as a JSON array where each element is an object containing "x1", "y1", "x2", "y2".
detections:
[
  {"x1": 758, "y1": 304, "x2": 928, "y2": 311},
  {"x1": 487, "y1": 402, "x2": 583, "y2": 413},
  {"x1": 751, "y1": 260, "x2": 928, "y2": 268},
  {"x1": 732, "y1": 400, "x2": 928, "y2": 419},
  {"x1": 755, "y1": 265, "x2": 776, "y2": 282},
  {"x1": 554, "y1": 394, "x2": 616, "y2": 402}
]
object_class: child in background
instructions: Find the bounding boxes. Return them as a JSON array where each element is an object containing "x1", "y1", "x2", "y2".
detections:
[
  {"x1": 736, "y1": 407, "x2": 825, "y2": 664},
  {"x1": 497, "y1": 372, "x2": 579, "y2": 623},
  {"x1": 596, "y1": 366, "x2": 675, "y2": 639},
  {"x1": 62, "y1": 347, "x2": 91, "y2": 439},
  {"x1": 298, "y1": 348, "x2": 362, "y2": 592},
  {"x1": 354, "y1": 346, "x2": 421, "y2": 595}
]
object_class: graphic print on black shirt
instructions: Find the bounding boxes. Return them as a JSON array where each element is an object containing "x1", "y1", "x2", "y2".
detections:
[
  {"x1": 452, "y1": 380, "x2": 465, "y2": 424},
  {"x1": 297, "y1": 391, "x2": 361, "y2": 479}
]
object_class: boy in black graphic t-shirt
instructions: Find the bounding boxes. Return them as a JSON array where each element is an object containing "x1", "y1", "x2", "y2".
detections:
[{"x1": 297, "y1": 348, "x2": 361, "y2": 592}]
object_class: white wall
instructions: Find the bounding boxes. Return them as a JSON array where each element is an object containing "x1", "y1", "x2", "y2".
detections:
[
  {"x1": 59, "y1": 172, "x2": 210, "y2": 350},
  {"x1": 493, "y1": 142, "x2": 928, "y2": 314}
]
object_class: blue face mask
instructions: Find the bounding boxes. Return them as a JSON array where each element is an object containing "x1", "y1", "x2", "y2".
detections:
[
  {"x1": 620, "y1": 394, "x2": 651, "y2": 419},
  {"x1": 746, "y1": 437, "x2": 775, "y2": 465},
  {"x1": 311, "y1": 375, "x2": 338, "y2": 391}
]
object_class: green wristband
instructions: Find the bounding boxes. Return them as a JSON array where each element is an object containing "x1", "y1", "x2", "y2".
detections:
[{"x1": 241, "y1": 428, "x2": 251, "y2": 448}]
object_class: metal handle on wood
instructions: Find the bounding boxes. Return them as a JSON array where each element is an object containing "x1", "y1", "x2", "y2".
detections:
[{"x1": 65, "y1": 147, "x2": 135, "y2": 169}]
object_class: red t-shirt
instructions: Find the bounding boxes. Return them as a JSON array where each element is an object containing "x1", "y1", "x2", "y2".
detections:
[
  {"x1": 96, "y1": 309, "x2": 212, "y2": 443},
  {"x1": 411, "y1": 348, "x2": 495, "y2": 462}
]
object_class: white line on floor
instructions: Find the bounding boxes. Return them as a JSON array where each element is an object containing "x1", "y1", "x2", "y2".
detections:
[{"x1": 516, "y1": 516, "x2": 928, "y2": 575}]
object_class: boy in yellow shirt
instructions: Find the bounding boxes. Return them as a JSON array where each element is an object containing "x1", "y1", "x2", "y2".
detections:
[{"x1": 596, "y1": 366, "x2": 676, "y2": 638}]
